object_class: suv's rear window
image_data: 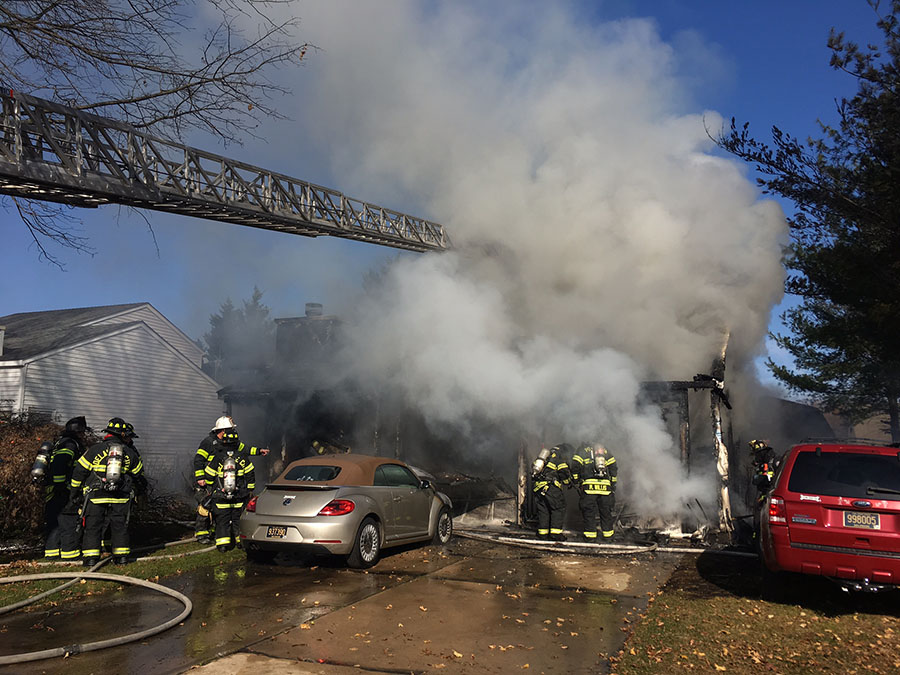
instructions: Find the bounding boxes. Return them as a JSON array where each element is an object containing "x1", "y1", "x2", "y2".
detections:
[
  {"x1": 283, "y1": 465, "x2": 342, "y2": 482},
  {"x1": 788, "y1": 450, "x2": 900, "y2": 499}
]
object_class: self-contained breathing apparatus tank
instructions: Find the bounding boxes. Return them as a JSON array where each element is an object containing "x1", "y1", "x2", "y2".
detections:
[
  {"x1": 104, "y1": 443, "x2": 124, "y2": 490},
  {"x1": 31, "y1": 441, "x2": 54, "y2": 483},
  {"x1": 592, "y1": 445, "x2": 608, "y2": 478},
  {"x1": 223, "y1": 453, "x2": 237, "y2": 496},
  {"x1": 531, "y1": 446, "x2": 551, "y2": 477}
]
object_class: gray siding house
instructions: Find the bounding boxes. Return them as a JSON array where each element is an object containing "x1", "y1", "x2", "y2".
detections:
[{"x1": 0, "y1": 303, "x2": 223, "y2": 491}]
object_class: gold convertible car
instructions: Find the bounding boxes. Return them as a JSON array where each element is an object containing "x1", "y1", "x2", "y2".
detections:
[{"x1": 239, "y1": 454, "x2": 453, "y2": 567}]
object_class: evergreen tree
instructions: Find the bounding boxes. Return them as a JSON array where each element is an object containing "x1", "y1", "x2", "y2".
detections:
[
  {"x1": 202, "y1": 287, "x2": 275, "y2": 384},
  {"x1": 716, "y1": 0, "x2": 900, "y2": 441}
]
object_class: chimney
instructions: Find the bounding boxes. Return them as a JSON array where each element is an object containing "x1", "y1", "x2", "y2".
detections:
[
  {"x1": 0, "y1": 325, "x2": 5, "y2": 357},
  {"x1": 305, "y1": 303, "x2": 323, "y2": 318}
]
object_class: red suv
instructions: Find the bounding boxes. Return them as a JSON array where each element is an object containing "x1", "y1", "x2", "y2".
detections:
[{"x1": 760, "y1": 441, "x2": 900, "y2": 592}]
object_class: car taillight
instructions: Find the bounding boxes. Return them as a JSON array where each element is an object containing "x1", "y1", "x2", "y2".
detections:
[
  {"x1": 245, "y1": 495, "x2": 258, "y2": 513},
  {"x1": 318, "y1": 499, "x2": 355, "y2": 516},
  {"x1": 768, "y1": 496, "x2": 787, "y2": 525}
]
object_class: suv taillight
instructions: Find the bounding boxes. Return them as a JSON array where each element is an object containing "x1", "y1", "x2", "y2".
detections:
[
  {"x1": 245, "y1": 495, "x2": 258, "y2": 513},
  {"x1": 768, "y1": 496, "x2": 787, "y2": 525}
]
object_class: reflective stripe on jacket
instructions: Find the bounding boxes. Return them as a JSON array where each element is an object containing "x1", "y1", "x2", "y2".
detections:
[
  {"x1": 571, "y1": 447, "x2": 617, "y2": 495},
  {"x1": 533, "y1": 450, "x2": 571, "y2": 493}
]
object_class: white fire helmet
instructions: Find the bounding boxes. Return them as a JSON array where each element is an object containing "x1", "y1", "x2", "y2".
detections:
[{"x1": 211, "y1": 416, "x2": 236, "y2": 433}]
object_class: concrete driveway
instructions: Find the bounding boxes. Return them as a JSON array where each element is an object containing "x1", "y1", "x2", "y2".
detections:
[
  {"x1": 2, "y1": 535, "x2": 681, "y2": 675},
  {"x1": 191, "y1": 536, "x2": 681, "y2": 675}
]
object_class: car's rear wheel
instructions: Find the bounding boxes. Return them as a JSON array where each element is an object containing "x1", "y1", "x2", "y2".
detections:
[
  {"x1": 347, "y1": 517, "x2": 381, "y2": 569},
  {"x1": 245, "y1": 547, "x2": 277, "y2": 564},
  {"x1": 432, "y1": 507, "x2": 453, "y2": 545}
]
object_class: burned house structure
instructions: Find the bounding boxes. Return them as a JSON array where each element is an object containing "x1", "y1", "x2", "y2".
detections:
[{"x1": 222, "y1": 307, "x2": 834, "y2": 541}]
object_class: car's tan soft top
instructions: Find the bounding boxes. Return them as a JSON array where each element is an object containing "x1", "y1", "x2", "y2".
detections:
[{"x1": 272, "y1": 453, "x2": 409, "y2": 487}]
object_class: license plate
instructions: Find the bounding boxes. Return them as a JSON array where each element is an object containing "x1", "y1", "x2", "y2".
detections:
[
  {"x1": 844, "y1": 511, "x2": 880, "y2": 530},
  {"x1": 266, "y1": 525, "x2": 288, "y2": 538}
]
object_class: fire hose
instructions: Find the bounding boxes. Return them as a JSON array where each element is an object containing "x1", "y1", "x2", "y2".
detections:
[
  {"x1": 456, "y1": 528, "x2": 659, "y2": 555},
  {"x1": 0, "y1": 537, "x2": 213, "y2": 665},
  {"x1": 456, "y1": 528, "x2": 759, "y2": 558}
]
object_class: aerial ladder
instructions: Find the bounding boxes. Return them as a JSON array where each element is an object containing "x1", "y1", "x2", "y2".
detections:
[{"x1": 0, "y1": 90, "x2": 448, "y2": 252}]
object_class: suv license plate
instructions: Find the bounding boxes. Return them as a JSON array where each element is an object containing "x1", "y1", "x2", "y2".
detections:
[
  {"x1": 844, "y1": 511, "x2": 880, "y2": 530},
  {"x1": 266, "y1": 525, "x2": 288, "y2": 538}
]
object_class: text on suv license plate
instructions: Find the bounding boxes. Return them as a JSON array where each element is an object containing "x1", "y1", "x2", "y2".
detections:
[
  {"x1": 844, "y1": 511, "x2": 880, "y2": 530},
  {"x1": 266, "y1": 525, "x2": 288, "y2": 538}
]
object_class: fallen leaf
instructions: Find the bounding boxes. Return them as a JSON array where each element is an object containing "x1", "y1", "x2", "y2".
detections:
[{"x1": 453, "y1": 650, "x2": 463, "y2": 658}]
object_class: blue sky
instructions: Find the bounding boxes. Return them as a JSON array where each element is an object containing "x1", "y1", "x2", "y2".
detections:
[{"x1": 0, "y1": 1, "x2": 884, "y2": 388}]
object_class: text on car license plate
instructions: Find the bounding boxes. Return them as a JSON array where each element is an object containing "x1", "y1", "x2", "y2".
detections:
[
  {"x1": 844, "y1": 511, "x2": 880, "y2": 530},
  {"x1": 266, "y1": 525, "x2": 288, "y2": 538}
]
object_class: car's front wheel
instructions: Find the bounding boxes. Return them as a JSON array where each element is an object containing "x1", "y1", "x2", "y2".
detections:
[
  {"x1": 432, "y1": 507, "x2": 453, "y2": 545},
  {"x1": 347, "y1": 517, "x2": 381, "y2": 569}
]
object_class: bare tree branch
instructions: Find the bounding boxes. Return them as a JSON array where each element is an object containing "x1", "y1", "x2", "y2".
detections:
[{"x1": 0, "y1": 0, "x2": 312, "y2": 261}]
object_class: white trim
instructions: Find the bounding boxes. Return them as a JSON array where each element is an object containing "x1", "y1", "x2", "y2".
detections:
[{"x1": 17, "y1": 362, "x2": 27, "y2": 414}]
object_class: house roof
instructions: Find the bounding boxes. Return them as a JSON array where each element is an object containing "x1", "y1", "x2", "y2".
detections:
[{"x1": 0, "y1": 303, "x2": 149, "y2": 362}]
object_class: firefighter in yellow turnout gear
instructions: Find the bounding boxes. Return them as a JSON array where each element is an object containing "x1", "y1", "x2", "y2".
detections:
[
  {"x1": 34, "y1": 416, "x2": 90, "y2": 560},
  {"x1": 572, "y1": 443, "x2": 618, "y2": 541},
  {"x1": 532, "y1": 444, "x2": 572, "y2": 541},
  {"x1": 205, "y1": 430, "x2": 256, "y2": 551},
  {"x1": 193, "y1": 416, "x2": 268, "y2": 544},
  {"x1": 70, "y1": 418, "x2": 146, "y2": 566}
]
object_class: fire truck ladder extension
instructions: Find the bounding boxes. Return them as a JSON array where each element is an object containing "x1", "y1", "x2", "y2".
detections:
[{"x1": 0, "y1": 90, "x2": 448, "y2": 252}]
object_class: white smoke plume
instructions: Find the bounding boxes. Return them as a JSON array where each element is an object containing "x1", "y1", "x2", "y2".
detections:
[{"x1": 270, "y1": 1, "x2": 786, "y2": 517}]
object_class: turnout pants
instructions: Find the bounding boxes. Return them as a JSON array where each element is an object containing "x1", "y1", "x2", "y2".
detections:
[
  {"x1": 578, "y1": 489, "x2": 600, "y2": 540},
  {"x1": 212, "y1": 498, "x2": 246, "y2": 549},
  {"x1": 598, "y1": 492, "x2": 616, "y2": 539},
  {"x1": 43, "y1": 492, "x2": 70, "y2": 558},
  {"x1": 82, "y1": 499, "x2": 132, "y2": 559},
  {"x1": 535, "y1": 486, "x2": 566, "y2": 537}
]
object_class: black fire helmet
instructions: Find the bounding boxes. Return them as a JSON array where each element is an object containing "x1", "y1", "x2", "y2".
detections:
[{"x1": 64, "y1": 416, "x2": 90, "y2": 434}]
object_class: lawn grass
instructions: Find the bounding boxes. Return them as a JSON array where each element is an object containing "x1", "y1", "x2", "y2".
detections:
[
  {"x1": 0, "y1": 540, "x2": 244, "y2": 608},
  {"x1": 613, "y1": 552, "x2": 900, "y2": 674}
]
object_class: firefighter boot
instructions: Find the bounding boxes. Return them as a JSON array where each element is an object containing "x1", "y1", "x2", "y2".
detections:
[{"x1": 82, "y1": 557, "x2": 99, "y2": 568}]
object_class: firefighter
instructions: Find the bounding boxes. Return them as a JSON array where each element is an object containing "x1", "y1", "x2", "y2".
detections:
[
  {"x1": 749, "y1": 439, "x2": 779, "y2": 536},
  {"x1": 531, "y1": 443, "x2": 572, "y2": 541},
  {"x1": 572, "y1": 442, "x2": 618, "y2": 542},
  {"x1": 193, "y1": 416, "x2": 268, "y2": 543},
  {"x1": 70, "y1": 418, "x2": 146, "y2": 566},
  {"x1": 34, "y1": 416, "x2": 90, "y2": 560},
  {"x1": 204, "y1": 429, "x2": 256, "y2": 551},
  {"x1": 749, "y1": 439, "x2": 778, "y2": 494}
]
